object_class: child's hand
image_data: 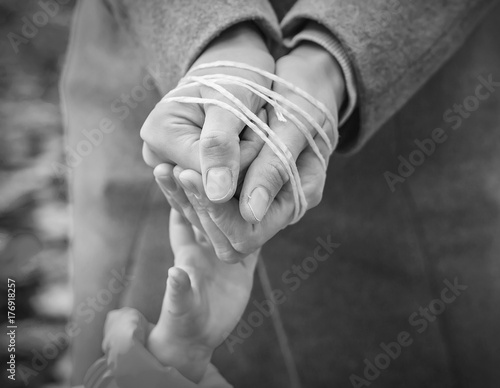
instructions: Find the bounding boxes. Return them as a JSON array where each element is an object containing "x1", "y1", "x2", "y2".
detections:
[{"x1": 146, "y1": 209, "x2": 259, "y2": 382}]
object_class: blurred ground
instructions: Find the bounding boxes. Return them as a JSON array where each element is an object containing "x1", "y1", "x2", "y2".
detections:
[{"x1": 0, "y1": 1, "x2": 75, "y2": 387}]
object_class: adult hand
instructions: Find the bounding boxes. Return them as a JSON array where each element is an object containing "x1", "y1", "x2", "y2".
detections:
[
  {"x1": 154, "y1": 42, "x2": 346, "y2": 262},
  {"x1": 239, "y1": 41, "x2": 346, "y2": 223},
  {"x1": 141, "y1": 22, "x2": 274, "y2": 203},
  {"x1": 146, "y1": 210, "x2": 259, "y2": 381}
]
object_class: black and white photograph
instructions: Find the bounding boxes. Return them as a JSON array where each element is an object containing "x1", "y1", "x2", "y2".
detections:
[{"x1": 1, "y1": 0, "x2": 499, "y2": 387}]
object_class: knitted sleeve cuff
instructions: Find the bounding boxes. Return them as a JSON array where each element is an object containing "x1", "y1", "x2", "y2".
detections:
[{"x1": 283, "y1": 22, "x2": 358, "y2": 128}]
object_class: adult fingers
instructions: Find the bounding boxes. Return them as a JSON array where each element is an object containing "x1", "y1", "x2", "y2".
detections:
[
  {"x1": 238, "y1": 105, "x2": 311, "y2": 224},
  {"x1": 199, "y1": 83, "x2": 265, "y2": 203},
  {"x1": 154, "y1": 163, "x2": 204, "y2": 234},
  {"x1": 240, "y1": 108, "x2": 267, "y2": 172},
  {"x1": 154, "y1": 163, "x2": 186, "y2": 215},
  {"x1": 178, "y1": 168, "x2": 297, "y2": 262},
  {"x1": 142, "y1": 143, "x2": 165, "y2": 168},
  {"x1": 237, "y1": 108, "x2": 267, "y2": 193},
  {"x1": 295, "y1": 134, "x2": 330, "y2": 211},
  {"x1": 177, "y1": 169, "x2": 247, "y2": 263},
  {"x1": 239, "y1": 74, "x2": 336, "y2": 223},
  {"x1": 140, "y1": 99, "x2": 202, "y2": 170}
]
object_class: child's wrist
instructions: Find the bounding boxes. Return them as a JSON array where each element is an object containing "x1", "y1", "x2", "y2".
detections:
[
  {"x1": 210, "y1": 21, "x2": 269, "y2": 52},
  {"x1": 146, "y1": 326, "x2": 213, "y2": 383},
  {"x1": 192, "y1": 22, "x2": 273, "y2": 70},
  {"x1": 291, "y1": 41, "x2": 346, "y2": 112}
]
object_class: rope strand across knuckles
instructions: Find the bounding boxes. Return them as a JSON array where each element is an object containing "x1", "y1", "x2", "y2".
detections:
[{"x1": 160, "y1": 61, "x2": 338, "y2": 224}]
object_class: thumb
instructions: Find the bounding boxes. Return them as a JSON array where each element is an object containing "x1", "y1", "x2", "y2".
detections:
[
  {"x1": 158, "y1": 267, "x2": 194, "y2": 323},
  {"x1": 199, "y1": 103, "x2": 244, "y2": 203},
  {"x1": 169, "y1": 209, "x2": 196, "y2": 255}
]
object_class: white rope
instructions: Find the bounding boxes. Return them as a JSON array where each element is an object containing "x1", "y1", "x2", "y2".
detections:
[{"x1": 161, "y1": 61, "x2": 336, "y2": 224}]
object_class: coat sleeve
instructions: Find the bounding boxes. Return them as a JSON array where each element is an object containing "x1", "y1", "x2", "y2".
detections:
[
  {"x1": 104, "y1": 0, "x2": 281, "y2": 93},
  {"x1": 281, "y1": 0, "x2": 499, "y2": 152}
]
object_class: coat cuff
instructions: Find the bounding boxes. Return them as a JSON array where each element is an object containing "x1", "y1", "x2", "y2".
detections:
[
  {"x1": 281, "y1": 0, "x2": 497, "y2": 153},
  {"x1": 116, "y1": 0, "x2": 282, "y2": 93},
  {"x1": 283, "y1": 22, "x2": 358, "y2": 130}
]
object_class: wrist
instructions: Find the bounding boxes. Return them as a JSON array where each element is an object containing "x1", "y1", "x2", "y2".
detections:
[
  {"x1": 213, "y1": 21, "x2": 268, "y2": 51},
  {"x1": 292, "y1": 41, "x2": 346, "y2": 111},
  {"x1": 146, "y1": 326, "x2": 213, "y2": 383},
  {"x1": 193, "y1": 21, "x2": 273, "y2": 69}
]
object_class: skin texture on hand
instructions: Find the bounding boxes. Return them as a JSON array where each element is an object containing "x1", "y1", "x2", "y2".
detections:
[
  {"x1": 238, "y1": 41, "x2": 346, "y2": 224},
  {"x1": 142, "y1": 40, "x2": 348, "y2": 376},
  {"x1": 151, "y1": 40, "x2": 346, "y2": 262},
  {"x1": 145, "y1": 210, "x2": 259, "y2": 382},
  {"x1": 140, "y1": 22, "x2": 275, "y2": 202},
  {"x1": 142, "y1": 19, "x2": 347, "y2": 262}
]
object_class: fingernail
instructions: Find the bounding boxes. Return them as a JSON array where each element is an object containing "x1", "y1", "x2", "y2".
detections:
[
  {"x1": 157, "y1": 175, "x2": 177, "y2": 192},
  {"x1": 248, "y1": 186, "x2": 270, "y2": 222},
  {"x1": 206, "y1": 167, "x2": 232, "y2": 201}
]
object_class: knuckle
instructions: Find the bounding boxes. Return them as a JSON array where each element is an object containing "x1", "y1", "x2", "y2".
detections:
[
  {"x1": 205, "y1": 84, "x2": 258, "y2": 112},
  {"x1": 142, "y1": 144, "x2": 158, "y2": 167},
  {"x1": 139, "y1": 125, "x2": 150, "y2": 143},
  {"x1": 232, "y1": 87, "x2": 256, "y2": 111},
  {"x1": 306, "y1": 173, "x2": 326, "y2": 209},
  {"x1": 199, "y1": 131, "x2": 236, "y2": 154},
  {"x1": 309, "y1": 190, "x2": 323, "y2": 209},
  {"x1": 264, "y1": 159, "x2": 290, "y2": 194},
  {"x1": 140, "y1": 110, "x2": 159, "y2": 143},
  {"x1": 140, "y1": 103, "x2": 173, "y2": 142}
]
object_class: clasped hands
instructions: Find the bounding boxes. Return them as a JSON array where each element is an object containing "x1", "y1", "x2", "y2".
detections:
[
  {"x1": 97, "y1": 22, "x2": 347, "y2": 386},
  {"x1": 141, "y1": 22, "x2": 345, "y2": 263}
]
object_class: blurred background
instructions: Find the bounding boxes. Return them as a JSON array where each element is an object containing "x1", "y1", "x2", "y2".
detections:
[{"x1": 0, "y1": 1, "x2": 76, "y2": 387}]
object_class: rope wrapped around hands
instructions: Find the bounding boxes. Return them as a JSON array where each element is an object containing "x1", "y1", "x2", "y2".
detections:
[{"x1": 161, "y1": 61, "x2": 338, "y2": 224}]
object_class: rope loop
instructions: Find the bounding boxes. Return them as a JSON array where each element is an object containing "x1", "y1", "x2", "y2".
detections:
[{"x1": 162, "y1": 61, "x2": 337, "y2": 224}]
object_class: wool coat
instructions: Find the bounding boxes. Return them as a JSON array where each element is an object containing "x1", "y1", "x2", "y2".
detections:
[{"x1": 62, "y1": 0, "x2": 500, "y2": 386}]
